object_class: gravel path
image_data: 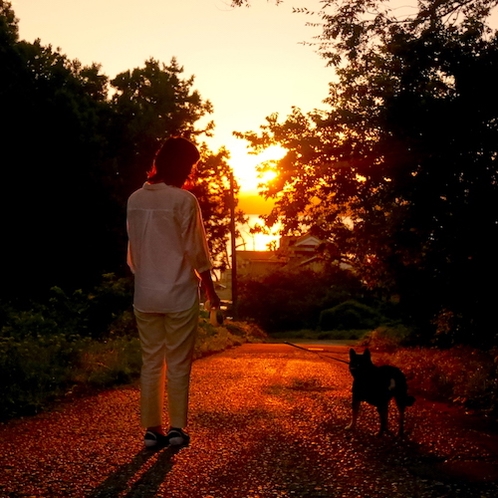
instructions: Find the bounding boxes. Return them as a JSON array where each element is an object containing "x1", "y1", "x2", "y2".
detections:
[{"x1": 1, "y1": 343, "x2": 497, "y2": 497}]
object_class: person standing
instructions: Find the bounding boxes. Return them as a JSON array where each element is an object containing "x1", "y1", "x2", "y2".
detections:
[{"x1": 127, "y1": 137, "x2": 220, "y2": 448}]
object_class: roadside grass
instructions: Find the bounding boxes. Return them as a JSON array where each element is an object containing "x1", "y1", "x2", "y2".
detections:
[
  {"x1": 369, "y1": 345, "x2": 498, "y2": 419},
  {"x1": 85, "y1": 323, "x2": 496, "y2": 421},
  {"x1": 268, "y1": 326, "x2": 498, "y2": 421},
  {"x1": 0, "y1": 314, "x2": 266, "y2": 422},
  {"x1": 194, "y1": 313, "x2": 267, "y2": 358},
  {"x1": 2, "y1": 307, "x2": 497, "y2": 423},
  {"x1": 72, "y1": 316, "x2": 266, "y2": 390},
  {"x1": 359, "y1": 327, "x2": 498, "y2": 418}
]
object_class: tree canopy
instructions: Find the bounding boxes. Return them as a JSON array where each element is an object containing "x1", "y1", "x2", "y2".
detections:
[
  {"x1": 0, "y1": 1, "x2": 238, "y2": 301},
  {"x1": 236, "y1": 0, "x2": 498, "y2": 346}
]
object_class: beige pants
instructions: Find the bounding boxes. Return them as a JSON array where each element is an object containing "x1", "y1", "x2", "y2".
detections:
[{"x1": 134, "y1": 300, "x2": 198, "y2": 429}]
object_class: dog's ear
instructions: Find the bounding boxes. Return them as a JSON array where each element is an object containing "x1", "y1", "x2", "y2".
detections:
[
  {"x1": 349, "y1": 348, "x2": 356, "y2": 359},
  {"x1": 364, "y1": 348, "x2": 371, "y2": 360}
]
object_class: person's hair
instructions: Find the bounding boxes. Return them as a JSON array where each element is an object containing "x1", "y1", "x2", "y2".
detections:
[{"x1": 147, "y1": 137, "x2": 200, "y2": 186}]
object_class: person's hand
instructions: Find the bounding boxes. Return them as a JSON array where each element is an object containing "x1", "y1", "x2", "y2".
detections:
[{"x1": 199, "y1": 269, "x2": 221, "y2": 310}]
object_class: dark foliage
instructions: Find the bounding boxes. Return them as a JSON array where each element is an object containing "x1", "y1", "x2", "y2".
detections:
[
  {"x1": 319, "y1": 300, "x2": 383, "y2": 331},
  {"x1": 238, "y1": 266, "x2": 364, "y2": 332},
  {"x1": 236, "y1": 1, "x2": 498, "y2": 347},
  {"x1": 0, "y1": 2, "x2": 236, "y2": 303}
]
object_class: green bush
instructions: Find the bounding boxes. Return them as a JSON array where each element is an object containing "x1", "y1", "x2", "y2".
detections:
[
  {"x1": 46, "y1": 275, "x2": 134, "y2": 339},
  {"x1": 0, "y1": 273, "x2": 267, "y2": 421},
  {"x1": 238, "y1": 267, "x2": 363, "y2": 332},
  {"x1": 0, "y1": 274, "x2": 137, "y2": 420},
  {"x1": 0, "y1": 304, "x2": 61, "y2": 340},
  {"x1": 360, "y1": 324, "x2": 414, "y2": 349},
  {"x1": 319, "y1": 300, "x2": 383, "y2": 331},
  {"x1": 194, "y1": 318, "x2": 266, "y2": 358},
  {"x1": 0, "y1": 274, "x2": 134, "y2": 341},
  {"x1": 0, "y1": 334, "x2": 84, "y2": 419},
  {"x1": 374, "y1": 346, "x2": 498, "y2": 418}
]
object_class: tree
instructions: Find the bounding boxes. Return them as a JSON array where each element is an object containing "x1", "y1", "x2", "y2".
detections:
[
  {"x1": 238, "y1": 266, "x2": 363, "y2": 331},
  {"x1": 110, "y1": 58, "x2": 214, "y2": 202},
  {"x1": 0, "y1": 4, "x2": 232, "y2": 300},
  {"x1": 236, "y1": 1, "x2": 498, "y2": 346},
  {"x1": 189, "y1": 145, "x2": 246, "y2": 271},
  {"x1": 0, "y1": 5, "x2": 120, "y2": 299},
  {"x1": 108, "y1": 57, "x2": 242, "y2": 272}
]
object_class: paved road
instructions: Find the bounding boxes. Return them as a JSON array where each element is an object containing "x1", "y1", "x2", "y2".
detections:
[{"x1": 1, "y1": 343, "x2": 497, "y2": 497}]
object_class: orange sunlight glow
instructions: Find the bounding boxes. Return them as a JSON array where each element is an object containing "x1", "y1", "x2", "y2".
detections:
[
  {"x1": 229, "y1": 144, "x2": 286, "y2": 251},
  {"x1": 229, "y1": 143, "x2": 286, "y2": 195},
  {"x1": 237, "y1": 214, "x2": 282, "y2": 252}
]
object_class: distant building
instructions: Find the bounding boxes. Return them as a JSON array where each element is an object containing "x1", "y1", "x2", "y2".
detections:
[
  {"x1": 236, "y1": 233, "x2": 325, "y2": 278},
  {"x1": 216, "y1": 233, "x2": 354, "y2": 302},
  {"x1": 277, "y1": 234, "x2": 324, "y2": 271}
]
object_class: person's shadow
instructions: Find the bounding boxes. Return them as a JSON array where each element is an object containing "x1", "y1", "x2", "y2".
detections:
[{"x1": 87, "y1": 446, "x2": 180, "y2": 498}]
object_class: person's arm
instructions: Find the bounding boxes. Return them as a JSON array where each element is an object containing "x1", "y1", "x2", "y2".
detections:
[
  {"x1": 184, "y1": 195, "x2": 221, "y2": 308},
  {"x1": 126, "y1": 241, "x2": 136, "y2": 274},
  {"x1": 199, "y1": 269, "x2": 220, "y2": 309}
]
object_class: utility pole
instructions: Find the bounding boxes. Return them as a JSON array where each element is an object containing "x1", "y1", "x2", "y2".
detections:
[{"x1": 229, "y1": 171, "x2": 238, "y2": 320}]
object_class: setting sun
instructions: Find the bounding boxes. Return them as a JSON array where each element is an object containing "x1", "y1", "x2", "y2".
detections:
[
  {"x1": 228, "y1": 143, "x2": 286, "y2": 194},
  {"x1": 10, "y1": 0, "x2": 328, "y2": 257},
  {"x1": 228, "y1": 144, "x2": 285, "y2": 251},
  {"x1": 229, "y1": 143, "x2": 285, "y2": 252}
]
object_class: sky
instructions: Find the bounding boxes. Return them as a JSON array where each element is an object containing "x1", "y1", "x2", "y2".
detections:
[{"x1": 11, "y1": 0, "x2": 334, "y2": 216}]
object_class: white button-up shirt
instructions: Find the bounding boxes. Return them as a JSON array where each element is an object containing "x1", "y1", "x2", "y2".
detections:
[{"x1": 127, "y1": 182, "x2": 212, "y2": 313}]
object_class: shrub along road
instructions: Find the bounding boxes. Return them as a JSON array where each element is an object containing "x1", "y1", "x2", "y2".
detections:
[{"x1": 1, "y1": 343, "x2": 497, "y2": 497}]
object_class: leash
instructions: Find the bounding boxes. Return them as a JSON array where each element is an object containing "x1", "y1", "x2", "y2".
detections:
[{"x1": 284, "y1": 341, "x2": 350, "y2": 365}]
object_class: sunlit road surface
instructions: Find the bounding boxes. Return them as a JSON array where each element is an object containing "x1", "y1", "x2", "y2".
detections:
[{"x1": 1, "y1": 343, "x2": 498, "y2": 497}]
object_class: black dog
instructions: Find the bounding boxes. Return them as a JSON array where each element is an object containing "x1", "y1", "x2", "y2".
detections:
[{"x1": 346, "y1": 348, "x2": 415, "y2": 436}]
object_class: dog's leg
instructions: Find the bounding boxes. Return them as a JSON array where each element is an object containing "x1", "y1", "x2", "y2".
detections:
[
  {"x1": 376, "y1": 403, "x2": 389, "y2": 436},
  {"x1": 395, "y1": 397, "x2": 406, "y2": 437},
  {"x1": 346, "y1": 398, "x2": 360, "y2": 431}
]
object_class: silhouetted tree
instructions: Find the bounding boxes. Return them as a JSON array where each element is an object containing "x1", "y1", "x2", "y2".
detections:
[
  {"x1": 110, "y1": 58, "x2": 214, "y2": 202},
  {"x1": 1, "y1": 4, "x2": 117, "y2": 299},
  {"x1": 238, "y1": 266, "x2": 363, "y2": 332},
  {"x1": 236, "y1": 0, "x2": 498, "y2": 346},
  {"x1": 0, "y1": 2, "x2": 237, "y2": 301},
  {"x1": 189, "y1": 145, "x2": 246, "y2": 271}
]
